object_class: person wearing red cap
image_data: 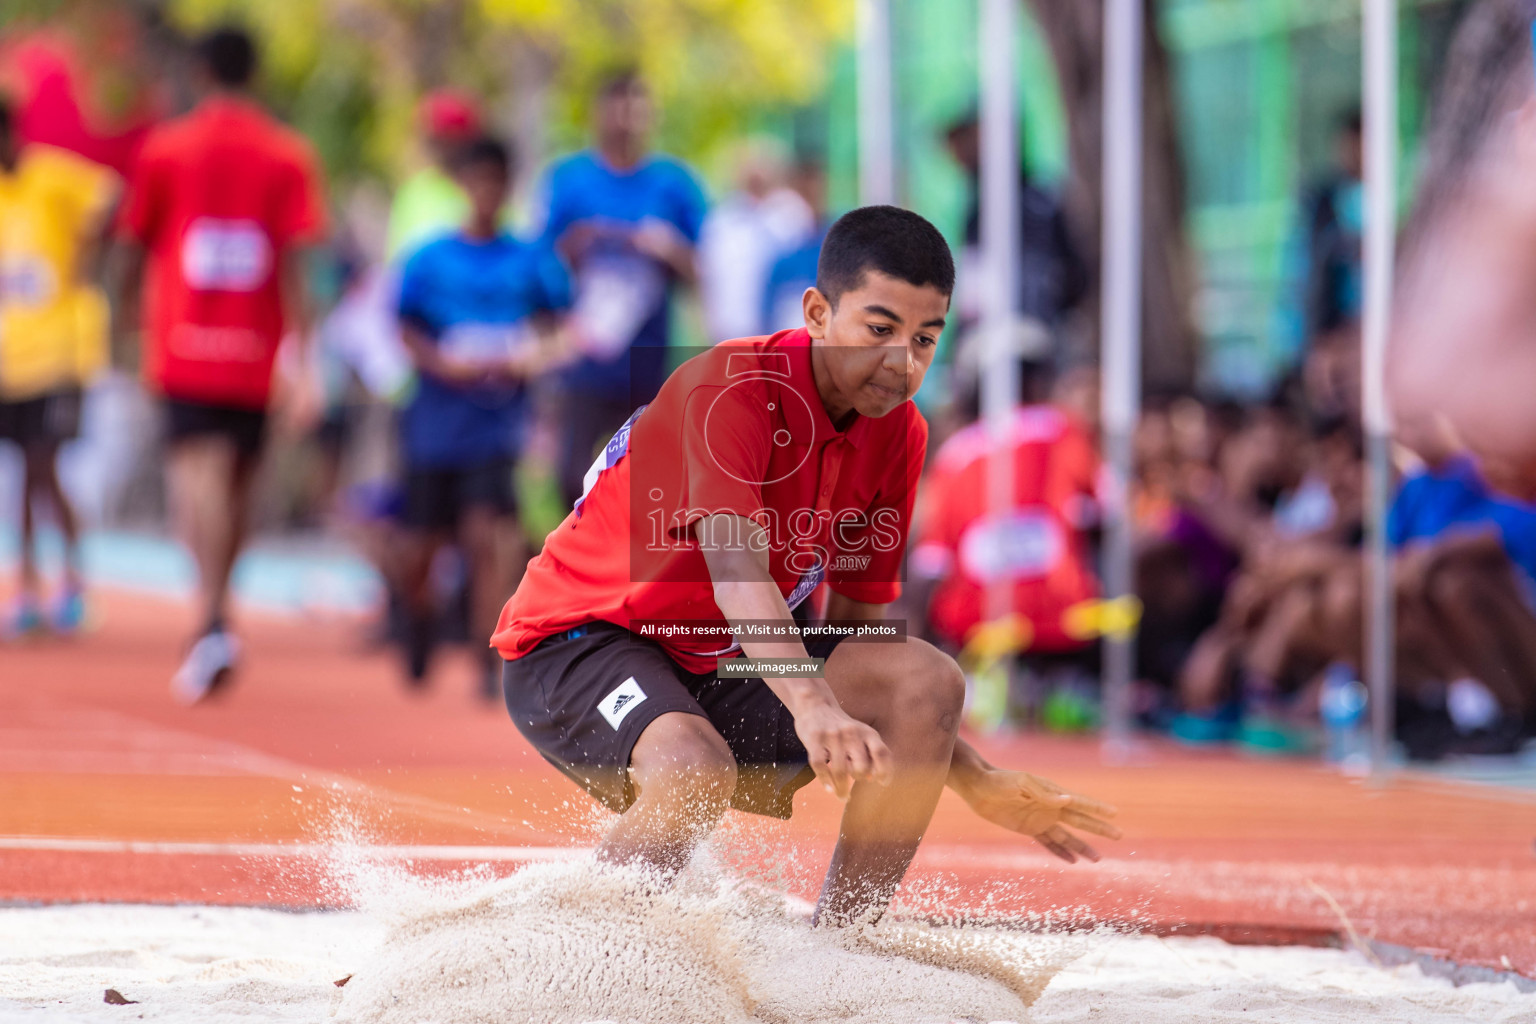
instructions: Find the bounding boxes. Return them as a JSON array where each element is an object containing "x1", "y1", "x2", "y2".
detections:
[
  {"x1": 385, "y1": 89, "x2": 484, "y2": 262},
  {"x1": 116, "y1": 26, "x2": 327, "y2": 703}
]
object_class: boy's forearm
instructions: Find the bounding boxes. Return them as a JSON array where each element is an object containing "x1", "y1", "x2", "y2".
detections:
[
  {"x1": 946, "y1": 736, "x2": 993, "y2": 801},
  {"x1": 710, "y1": 576, "x2": 840, "y2": 716},
  {"x1": 280, "y1": 248, "x2": 315, "y2": 353}
]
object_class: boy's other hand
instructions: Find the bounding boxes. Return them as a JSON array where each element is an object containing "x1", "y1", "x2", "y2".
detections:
[
  {"x1": 631, "y1": 217, "x2": 689, "y2": 262},
  {"x1": 792, "y1": 693, "x2": 893, "y2": 800},
  {"x1": 960, "y1": 769, "x2": 1121, "y2": 863},
  {"x1": 271, "y1": 348, "x2": 325, "y2": 439}
]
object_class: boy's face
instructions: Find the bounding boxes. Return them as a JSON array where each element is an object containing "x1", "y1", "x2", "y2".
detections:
[
  {"x1": 598, "y1": 83, "x2": 653, "y2": 143},
  {"x1": 804, "y1": 270, "x2": 948, "y2": 419},
  {"x1": 456, "y1": 161, "x2": 509, "y2": 223}
]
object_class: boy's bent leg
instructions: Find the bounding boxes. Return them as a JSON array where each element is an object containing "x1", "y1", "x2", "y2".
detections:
[
  {"x1": 599, "y1": 711, "x2": 738, "y2": 877},
  {"x1": 459, "y1": 464, "x2": 526, "y2": 699},
  {"x1": 167, "y1": 435, "x2": 257, "y2": 633},
  {"x1": 812, "y1": 637, "x2": 965, "y2": 926},
  {"x1": 24, "y1": 438, "x2": 85, "y2": 603},
  {"x1": 500, "y1": 623, "x2": 730, "y2": 874}
]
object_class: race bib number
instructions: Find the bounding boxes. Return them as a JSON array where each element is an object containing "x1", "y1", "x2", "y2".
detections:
[
  {"x1": 0, "y1": 257, "x2": 57, "y2": 309},
  {"x1": 439, "y1": 322, "x2": 535, "y2": 366},
  {"x1": 181, "y1": 218, "x2": 272, "y2": 292},
  {"x1": 571, "y1": 253, "x2": 665, "y2": 359},
  {"x1": 958, "y1": 509, "x2": 1064, "y2": 583}
]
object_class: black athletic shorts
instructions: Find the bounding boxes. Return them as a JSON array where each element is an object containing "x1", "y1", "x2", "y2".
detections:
[
  {"x1": 0, "y1": 388, "x2": 82, "y2": 447},
  {"x1": 502, "y1": 620, "x2": 849, "y2": 819},
  {"x1": 165, "y1": 398, "x2": 268, "y2": 459},
  {"x1": 401, "y1": 458, "x2": 517, "y2": 532}
]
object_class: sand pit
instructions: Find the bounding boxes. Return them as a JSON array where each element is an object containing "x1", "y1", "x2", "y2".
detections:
[{"x1": 2, "y1": 860, "x2": 1533, "y2": 1024}]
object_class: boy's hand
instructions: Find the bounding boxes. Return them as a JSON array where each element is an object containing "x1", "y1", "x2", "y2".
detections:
[
  {"x1": 959, "y1": 769, "x2": 1121, "y2": 863},
  {"x1": 791, "y1": 693, "x2": 893, "y2": 800}
]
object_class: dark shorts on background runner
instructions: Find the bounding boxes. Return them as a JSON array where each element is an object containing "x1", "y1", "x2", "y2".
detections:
[
  {"x1": 165, "y1": 398, "x2": 268, "y2": 460},
  {"x1": 401, "y1": 458, "x2": 518, "y2": 532},
  {"x1": 0, "y1": 388, "x2": 83, "y2": 447},
  {"x1": 502, "y1": 620, "x2": 848, "y2": 819}
]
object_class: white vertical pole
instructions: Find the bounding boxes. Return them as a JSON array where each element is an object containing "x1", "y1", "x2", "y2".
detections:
[
  {"x1": 857, "y1": 0, "x2": 897, "y2": 206},
  {"x1": 1362, "y1": 0, "x2": 1397, "y2": 778},
  {"x1": 980, "y1": 0, "x2": 1021, "y2": 623},
  {"x1": 1101, "y1": 0, "x2": 1144, "y2": 757}
]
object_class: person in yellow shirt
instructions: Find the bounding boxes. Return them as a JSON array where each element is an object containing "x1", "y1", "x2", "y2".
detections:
[{"x1": 0, "y1": 98, "x2": 118, "y2": 635}]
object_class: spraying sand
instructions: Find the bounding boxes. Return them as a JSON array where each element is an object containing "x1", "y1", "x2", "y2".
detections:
[
  {"x1": 333, "y1": 859, "x2": 1072, "y2": 1024},
  {"x1": 1, "y1": 858, "x2": 1533, "y2": 1023}
]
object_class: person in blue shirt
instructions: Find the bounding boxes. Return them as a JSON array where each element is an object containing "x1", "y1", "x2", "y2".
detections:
[
  {"x1": 397, "y1": 136, "x2": 571, "y2": 698},
  {"x1": 1372, "y1": 451, "x2": 1536, "y2": 746},
  {"x1": 760, "y1": 161, "x2": 830, "y2": 336},
  {"x1": 537, "y1": 69, "x2": 708, "y2": 508}
]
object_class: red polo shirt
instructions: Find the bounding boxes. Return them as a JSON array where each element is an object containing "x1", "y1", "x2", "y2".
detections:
[
  {"x1": 118, "y1": 96, "x2": 326, "y2": 410},
  {"x1": 493, "y1": 328, "x2": 927, "y2": 672}
]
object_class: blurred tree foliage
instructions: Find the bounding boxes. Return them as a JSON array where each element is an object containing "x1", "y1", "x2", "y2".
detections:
[{"x1": 159, "y1": 0, "x2": 851, "y2": 185}]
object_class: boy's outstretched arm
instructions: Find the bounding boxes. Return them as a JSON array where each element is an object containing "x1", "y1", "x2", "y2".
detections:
[
  {"x1": 945, "y1": 737, "x2": 1121, "y2": 862},
  {"x1": 823, "y1": 591, "x2": 1122, "y2": 862}
]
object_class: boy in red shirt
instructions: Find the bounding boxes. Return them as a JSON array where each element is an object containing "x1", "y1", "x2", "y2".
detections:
[
  {"x1": 117, "y1": 27, "x2": 326, "y2": 702},
  {"x1": 494, "y1": 206, "x2": 1119, "y2": 925}
]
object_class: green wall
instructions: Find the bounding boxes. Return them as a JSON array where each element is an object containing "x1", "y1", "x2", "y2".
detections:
[{"x1": 803, "y1": 0, "x2": 1468, "y2": 397}]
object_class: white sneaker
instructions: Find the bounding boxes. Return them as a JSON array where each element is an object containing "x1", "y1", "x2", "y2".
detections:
[{"x1": 171, "y1": 631, "x2": 242, "y2": 705}]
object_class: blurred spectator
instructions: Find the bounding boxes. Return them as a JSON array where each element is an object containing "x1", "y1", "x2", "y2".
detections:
[
  {"x1": 913, "y1": 403, "x2": 1099, "y2": 652},
  {"x1": 1130, "y1": 397, "x2": 1242, "y2": 703},
  {"x1": 1136, "y1": 401, "x2": 1354, "y2": 744},
  {"x1": 395, "y1": 136, "x2": 570, "y2": 699},
  {"x1": 1372, "y1": 450, "x2": 1536, "y2": 754},
  {"x1": 1278, "y1": 109, "x2": 1363, "y2": 365},
  {"x1": 697, "y1": 139, "x2": 815, "y2": 341},
  {"x1": 0, "y1": 95, "x2": 118, "y2": 636},
  {"x1": 536, "y1": 69, "x2": 707, "y2": 509},
  {"x1": 760, "y1": 160, "x2": 830, "y2": 335},
  {"x1": 385, "y1": 89, "x2": 482, "y2": 263},
  {"x1": 909, "y1": 366, "x2": 1100, "y2": 726},
  {"x1": 944, "y1": 109, "x2": 1086, "y2": 399},
  {"x1": 116, "y1": 26, "x2": 327, "y2": 704}
]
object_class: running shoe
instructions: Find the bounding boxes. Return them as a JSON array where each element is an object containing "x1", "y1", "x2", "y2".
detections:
[
  {"x1": 6, "y1": 596, "x2": 44, "y2": 639},
  {"x1": 1237, "y1": 714, "x2": 1319, "y2": 757},
  {"x1": 171, "y1": 630, "x2": 242, "y2": 705},
  {"x1": 403, "y1": 613, "x2": 434, "y2": 688},
  {"x1": 52, "y1": 588, "x2": 87, "y2": 635},
  {"x1": 1169, "y1": 699, "x2": 1243, "y2": 746}
]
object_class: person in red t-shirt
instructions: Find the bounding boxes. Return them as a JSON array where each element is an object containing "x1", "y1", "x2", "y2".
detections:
[
  {"x1": 912, "y1": 401, "x2": 1100, "y2": 654},
  {"x1": 493, "y1": 206, "x2": 1119, "y2": 926},
  {"x1": 116, "y1": 27, "x2": 327, "y2": 703}
]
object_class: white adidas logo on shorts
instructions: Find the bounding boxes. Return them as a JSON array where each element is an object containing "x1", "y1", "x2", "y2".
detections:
[{"x1": 598, "y1": 677, "x2": 647, "y2": 730}]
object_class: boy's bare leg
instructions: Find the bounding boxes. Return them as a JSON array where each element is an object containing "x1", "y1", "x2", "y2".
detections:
[
  {"x1": 602, "y1": 638, "x2": 963, "y2": 925},
  {"x1": 17, "y1": 457, "x2": 38, "y2": 601},
  {"x1": 461, "y1": 505, "x2": 525, "y2": 697},
  {"x1": 26, "y1": 442, "x2": 83, "y2": 592},
  {"x1": 396, "y1": 527, "x2": 445, "y2": 683},
  {"x1": 1426, "y1": 557, "x2": 1533, "y2": 717},
  {"x1": 602, "y1": 711, "x2": 739, "y2": 877},
  {"x1": 811, "y1": 638, "x2": 964, "y2": 926},
  {"x1": 167, "y1": 437, "x2": 257, "y2": 633},
  {"x1": 1179, "y1": 625, "x2": 1243, "y2": 711}
]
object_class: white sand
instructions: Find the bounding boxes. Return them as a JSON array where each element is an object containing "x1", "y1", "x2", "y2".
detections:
[{"x1": 1, "y1": 861, "x2": 1533, "y2": 1024}]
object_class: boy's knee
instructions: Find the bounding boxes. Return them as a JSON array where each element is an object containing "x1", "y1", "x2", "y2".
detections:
[
  {"x1": 629, "y1": 713, "x2": 738, "y2": 807},
  {"x1": 1426, "y1": 561, "x2": 1477, "y2": 608},
  {"x1": 888, "y1": 638, "x2": 965, "y2": 735}
]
